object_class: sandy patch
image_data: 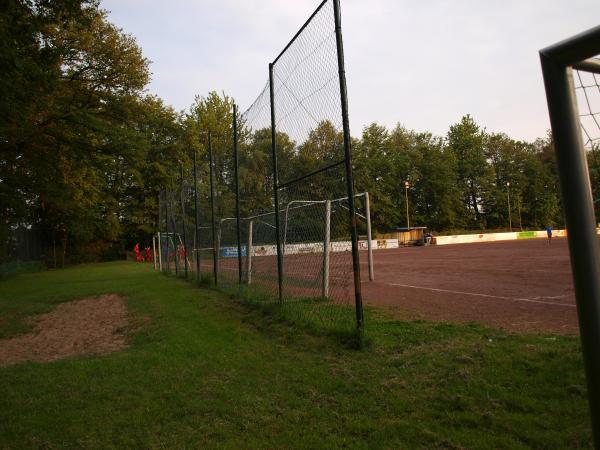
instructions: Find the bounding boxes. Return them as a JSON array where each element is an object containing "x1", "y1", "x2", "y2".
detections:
[{"x1": 0, "y1": 294, "x2": 129, "y2": 367}]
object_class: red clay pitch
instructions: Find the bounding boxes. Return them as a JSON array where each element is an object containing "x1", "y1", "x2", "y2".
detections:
[
  {"x1": 189, "y1": 236, "x2": 580, "y2": 334},
  {"x1": 360, "y1": 237, "x2": 579, "y2": 334}
]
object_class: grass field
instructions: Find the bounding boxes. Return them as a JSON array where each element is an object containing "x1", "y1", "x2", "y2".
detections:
[{"x1": 0, "y1": 261, "x2": 593, "y2": 448}]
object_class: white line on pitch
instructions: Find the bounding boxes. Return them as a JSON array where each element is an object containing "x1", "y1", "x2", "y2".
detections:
[
  {"x1": 531, "y1": 294, "x2": 568, "y2": 300},
  {"x1": 386, "y1": 283, "x2": 575, "y2": 308}
]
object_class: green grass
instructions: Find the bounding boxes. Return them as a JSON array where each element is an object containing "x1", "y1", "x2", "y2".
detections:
[{"x1": 0, "y1": 261, "x2": 592, "y2": 448}]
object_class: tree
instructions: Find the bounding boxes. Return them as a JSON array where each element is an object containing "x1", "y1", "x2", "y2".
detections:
[
  {"x1": 0, "y1": 0, "x2": 176, "y2": 264},
  {"x1": 523, "y1": 135, "x2": 562, "y2": 229},
  {"x1": 411, "y1": 133, "x2": 462, "y2": 231},
  {"x1": 484, "y1": 133, "x2": 529, "y2": 229},
  {"x1": 447, "y1": 115, "x2": 494, "y2": 228}
]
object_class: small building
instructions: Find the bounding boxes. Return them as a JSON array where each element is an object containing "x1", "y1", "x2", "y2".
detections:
[{"x1": 377, "y1": 227, "x2": 429, "y2": 246}]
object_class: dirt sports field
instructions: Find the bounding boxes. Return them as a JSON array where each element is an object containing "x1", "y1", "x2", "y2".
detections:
[
  {"x1": 193, "y1": 236, "x2": 580, "y2": 334},
  {"x1": 361, "y1": 237, "x2": 579, "y2": 334}
]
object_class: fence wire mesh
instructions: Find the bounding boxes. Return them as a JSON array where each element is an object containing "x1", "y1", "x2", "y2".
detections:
[
  {"x1": 574, "y1": 58, "x2": 600, "y2": 150},
  {"x1": 159, "y1": 186, "x2": 188, "y2": 278},
  {"x1": 209, "y1": 131, "x2": 240, "y2": 289},
  {"x1": 156, "y1": 0, "x2": 363, "y2": 334},
  {"x1": 273, "y1": 168, "x2": 354, "y2": 330},
  {"x1": 265, "y1": 0, "x2": 359, "y2": 331},
  {"x1": 236, "y1": 82, "x2": 278, "y2": 300},
  {"x1": 195, "y1": 149, "x2": 216, "y2": 283}
]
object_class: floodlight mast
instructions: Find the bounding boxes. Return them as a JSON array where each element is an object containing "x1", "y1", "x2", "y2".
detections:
[
  {"x1": 540, "y1": 25, "x2": 600, "y2": 446},
  {"x1": 404, "y1": 181, "x2": 410, "y2": 229},
  {"x1": 506, "y1": 182, "x2": 512, "y2": 232}
]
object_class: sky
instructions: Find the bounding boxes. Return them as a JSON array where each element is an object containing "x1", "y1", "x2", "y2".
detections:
[{"x1": 101, "y1": 0, "x2": 600, "y2": 142}]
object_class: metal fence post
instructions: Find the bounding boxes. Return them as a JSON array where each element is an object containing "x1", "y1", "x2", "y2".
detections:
[
  {"x1": 165, "y1": 189, "x2": 172, "y2": 274},
  {"x1": 333, "y1": 0, "x2": 363, "y2": 330},
  {"x1": 170, "y1": 185, "x2": 179, "y2": 276},
  {"x1": 247, "y1": 220, "x2": 253, "y2": 285},
  {"x1": 157, "y1": 191, "x2": 162, "y2": 270},
  {"x1": 322, "y1": 200, "x2": 331, "y2": 298},
  {"x1": 365, "y1": 191, "x2": 374, "y2": 281},
  {"x1": 269, "y1": 62, "x2": 284, "y2": 303},
  {"x1": 208, "y1": 131, "x2": 218, "y2": 286},
  {"x1": 152, "y1": 235, "x2": 157, "y2": 270},
  {"x1": 233, "y1": 103, "x2": 243, "y2": 286},
  {"x1": 157, "y1": 232, "x2": 162, "y2": 272},
  {"x1": 193, "y1": 149, "x2": 200, "y2": 280},
  {"x1": 180, "y1": 163, "x2": 188, "y2": 279},
  {"x1": 216, "y1": 224, "x2": 221, "y2": 284}
]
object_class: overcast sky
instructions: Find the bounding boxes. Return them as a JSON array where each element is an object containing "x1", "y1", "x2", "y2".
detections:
[{"x1": 102, "y1": 0, "x2": 599, "y2": 142}]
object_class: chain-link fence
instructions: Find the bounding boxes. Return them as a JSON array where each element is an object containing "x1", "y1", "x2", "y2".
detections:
[
  {"x1": 156, "y1": 0, "x2": 365, "y2": 335},
  {"x1": 237, "y1": 83, "x2": 278, "y2": 300},
  {"x1": 157, "y1": 187, "x2": 189, "y2": 277}
]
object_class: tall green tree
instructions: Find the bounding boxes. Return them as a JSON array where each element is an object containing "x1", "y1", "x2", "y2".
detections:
[
  {"x1": 524, "y1": 135, "x2": 562, "y2": 229},
  {"x1": 187, "y1": 92, "x2": 236, "y2": 220},
  {"x1": 484, "y1": 133, "x2": 528, "y2": 229},
  {"x1": 0, "y1": 0, "x2": 181, "y2": 264},
  {"x1": 447, "y1": 115, "x2": 493, "y2": 228},
  {"x1": 411, "y1": 132, "x2": 462, "y2": 230}
]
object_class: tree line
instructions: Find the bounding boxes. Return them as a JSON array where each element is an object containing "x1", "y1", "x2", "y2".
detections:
[{"x1": 2, "y1": 0, "x2": 598, "y2": 265}]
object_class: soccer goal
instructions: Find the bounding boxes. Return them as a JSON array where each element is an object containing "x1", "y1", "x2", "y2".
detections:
[
  {"x1": 242, "y1": 191, "x2": 374, "y2": 300},
  {"x1": 540, "y1": 25, "x2": 600, "y2": 444},
  {"x1": 156, "y1": 232, "x2": 192, "y2": 275}
]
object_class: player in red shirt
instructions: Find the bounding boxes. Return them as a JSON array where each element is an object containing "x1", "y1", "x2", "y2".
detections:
[{"x1": 134, "y1": 243, "x2": 143, "y2": 262}]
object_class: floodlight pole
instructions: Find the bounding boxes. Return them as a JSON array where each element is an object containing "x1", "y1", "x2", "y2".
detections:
[
  {"x1": 506, "y1": 181, "x2": 512, "y2": 232},
  {"x1": 540, "y1": 25, "x2": 600, "y2": 446},
  {"x1": 333, "y1": 0, "x2": 363, "y2": 330},
  {"x1": 404, "y1": 181, "x2": 410, "y2": 229}
]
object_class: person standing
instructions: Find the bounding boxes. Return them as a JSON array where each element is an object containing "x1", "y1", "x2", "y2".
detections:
[
  {"x1": 133, "y1": 243, "x2": 142, "y2": 261},
  {"x1": 546, "y1": 225, "x2": 553, "y2": 243}
]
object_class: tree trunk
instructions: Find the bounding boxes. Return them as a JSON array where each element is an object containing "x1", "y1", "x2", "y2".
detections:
[{"x1": 469, "y1": 180, "x2": 480, "y2": 224}]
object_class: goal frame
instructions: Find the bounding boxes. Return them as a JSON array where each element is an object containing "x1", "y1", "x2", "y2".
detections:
[
  {"x1": 539, "y1": 25, "x2": 600, "y2": 445},
  {"x1": 279, "y1": 192, "x2": 375, "y2": 299}
]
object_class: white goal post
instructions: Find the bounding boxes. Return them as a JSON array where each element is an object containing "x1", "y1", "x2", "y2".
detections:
[
  {"x1": 190, "y1": 192, "x2": 374, "y2": 300},
  {"x1": 243, "y1": 191, "x2": 374, "y2": 298}
]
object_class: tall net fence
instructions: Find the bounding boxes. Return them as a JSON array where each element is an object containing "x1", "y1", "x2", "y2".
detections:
[
  {"x1": 238, "y1": 83, "x2": 280, "y2": 299},
  {"x1": 155, "y1": 0, "x2": 364, "y2": 334},
  {"x1": 266, "y1": 0, "x2": 359, "y2": 330},
  {"x1": 195, "y1": 178, "x2": 215, "y2": 284},
  {"x1": 574, "y1": 58, "x2": 600, "y2": 150},
  {"x1": 158, "y1": 184, "x2": 192, "y2": 278},
  {"x1": 209, "y1": 131, "x2": 240, "y2": 289},
  {"x1": 157, "y1": 134, "x2": 240, "y2": 288}
]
